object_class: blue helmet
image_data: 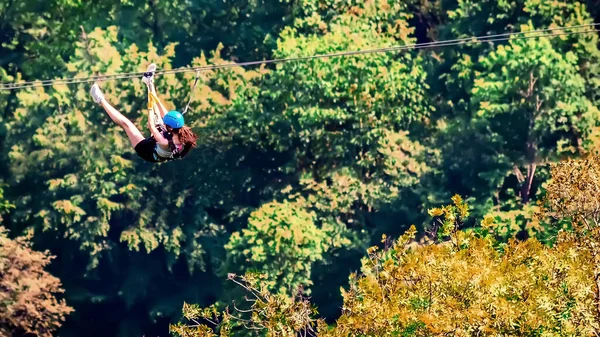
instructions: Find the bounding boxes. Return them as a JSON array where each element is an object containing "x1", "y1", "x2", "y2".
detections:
[{"x1": 163, "y1": 110, "x2": 185, "y2": 129}]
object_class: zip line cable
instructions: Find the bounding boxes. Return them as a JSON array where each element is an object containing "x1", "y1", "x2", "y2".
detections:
[
  {"x1": 3, "y1": 25, "x2": 598, "y2": 90},
  {"x1": 1, "y1": 23, "x2": 599, "y2": 91},
  {"x1": 2, "y1": 23, "x2": 598, "y2": 90}
]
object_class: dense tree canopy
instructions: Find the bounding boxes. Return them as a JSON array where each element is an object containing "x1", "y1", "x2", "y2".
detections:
[
  {"x1": 172, "y1": 161, "x2": 600, "y2": 336},
  {"x1": 1, "y1": 0, "x2": 599, "y2": 336}
]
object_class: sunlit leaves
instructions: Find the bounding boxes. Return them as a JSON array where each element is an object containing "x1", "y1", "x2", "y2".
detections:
[
  {"x1": 172, "y1": 274, "x2": 320, "y2": 337},
  {"x1": 430, "y1": 0, "x2": 600, "y2": 231},
  {"x1": 5, "y1": 25, "x2": 222, "y2": 268},
  {"x1": 224, "y1": 201, "x2": 328, "y2": 295},
  {"x1": 330, "y1": 198, "x2": 598, "y2": 337},
  {"x1": 472, "y1": 33, "x2": 595, "y2": 160},
  {"x1": 432, "y1": 23, "x2": 599, "y2": 237},
  {"x1": 212, "y1": 0, "x2": 433, "y2": 232},
  {"x1": 428, "y1": 194, "x2": 469, "y2": 240},
  {"x1": 543, "y1": 154, "x2": 600, "y2": 229},
  {"x1": 4, "y1": 0, "x2": 600, "y2": 336},
  {"x1": 1, "y1": 24, "x2": 260, "y2": 336},
  {"x1": 0, "y1": 184, "x2": 14, "y2": 215},
  {"x1": 0, "y1": 226, "x2": 74, "y2": 337},
  {"x1": 175, "y1": 196, "x2": 600, "y2": 337}
]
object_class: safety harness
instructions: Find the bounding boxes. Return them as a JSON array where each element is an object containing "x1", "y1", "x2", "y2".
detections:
[
  {"x1": 147, "y1": 91, "x2": 183, "y2": 161},
  {"x1": 144, "y1": 70, "x2": 200, "y2": 162},
  {"x1": 158, "y1": 125, "x2": 183, "y2": 157}
]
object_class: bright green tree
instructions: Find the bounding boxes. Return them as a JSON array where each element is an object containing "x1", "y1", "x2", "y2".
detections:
[
  {"x1": 203, "y1": 0, "x2": 435, "y2": 315},
  {"x1": 443, "y1": 0, "x2": 600, "y2": 105},
  {"x1": 471, "y1": 32, "x2": 596, "y2": 204},
  {"x1": 224, "y1": 200, "x2": 328, "y2": 295},
  {"x1": 424, "y1": 0, "x2": 600, "y2": 228},
  {"x1": 211, "y1": 0, "x2": 433, "y2": 224},
  {"x1": 2, "y1": 25, "x2": 266, "y2": 337},
  {"x1": 427, "y1": 20, "x2": 600, "y2": 240},
  {"x1": 5, "y1": 0, "x2": 600, "y2": 336},
  {"x1": 465, "y1": 32, "x2": 598, "y2": 240}
]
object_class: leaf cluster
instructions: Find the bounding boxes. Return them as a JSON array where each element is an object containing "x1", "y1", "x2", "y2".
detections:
[
  {"x1": 0, "y1": 226, "x2": 74, "y2": 337},
  {"x1": 173, "y1": 195, "x2": 600, "y2": 337}
]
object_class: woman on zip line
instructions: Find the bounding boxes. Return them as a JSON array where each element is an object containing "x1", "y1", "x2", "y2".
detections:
[{"x1": 89, "y1": 64, "x2": 197, "y2": 163}]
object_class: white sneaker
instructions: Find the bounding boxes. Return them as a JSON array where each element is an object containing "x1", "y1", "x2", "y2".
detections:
[
  {"x1": 142, "y1": 63, "x2": 156, "y2": 86},
  {"x1": 90, "y1": 83, "x2": 105, "y2": 103}
]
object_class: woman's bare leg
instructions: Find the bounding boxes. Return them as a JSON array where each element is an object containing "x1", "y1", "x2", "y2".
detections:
[
  {"x1": 91, "y1": 83, "x2": 145, "y2": 147},
  {"x1": 99, "y1": 99, "x2": 145, "y2": 147}
]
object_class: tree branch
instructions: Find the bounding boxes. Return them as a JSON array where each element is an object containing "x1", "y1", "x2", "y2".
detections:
[
  {"x1": 521, "y1": 73, "x2": 540, "y2": 204},
  {"x1": 513, "y1": 166, "x2": 525, "y2": 184},
  {"x1": 79, "y1": 26, "x2": 98, "y2": 77},
  {"x1": 594, "y1": 271, "x2": 600, "y2": 326}
]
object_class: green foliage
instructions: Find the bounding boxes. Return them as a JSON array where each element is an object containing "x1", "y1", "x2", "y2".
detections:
[
  {"x1": 472, "y1": 32, "x2": 595, "y2": 161},
  {"x1": 482, "y1": 202, "x2": 573, "y2": 244},
  {"x1": 200, "y1": 1, "x2": 437, "y2": 309},
  {"x1": 7, "y1": 27, "x2": 185, "y2": 267},
  {"x1": 0, "y1": 0, "x2": 290, "y2": 81},
  {"x1": 426, "y1": 1, "x2": 600, "y2": 236},
  {"x1": 224, "y1": 200, "x2": 327, "y2": 295},
  {"x1": 437, "y1": 29, "x2": 598, "y2": 240},
  {"x1": 2, "y1": 26, "x2": 260, "y2": 336},
  {"x1": 2, "y1": 2, "x2": 299, "y2": 336},
  {"x1": 427, "y1": 0, "x2": 600, "y2": 225},
  {"x1": 2, "y1": 0, "x2": 600, "y2": 336},
  {"x1": 212, "y1": 0, "x2": 433, "y2": 226},
  {"x1": 427, "y1": 194, "x2": 470, "y2": 240},
  {"x1": 0, "y1": 183, "x2": 14, "y2": 215}
]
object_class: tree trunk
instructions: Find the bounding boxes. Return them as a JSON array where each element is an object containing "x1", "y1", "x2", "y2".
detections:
[
  {"x1": 521, "y1": 162, "x2": 536, "y2": 204},
  {"x1": 520, "y1": 74, "x2": 543, "y2": 204}
]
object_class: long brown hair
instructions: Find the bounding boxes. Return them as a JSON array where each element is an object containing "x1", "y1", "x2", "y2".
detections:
[{"x1": 173, "y1": 126, "x2": 198, "y2": 148}]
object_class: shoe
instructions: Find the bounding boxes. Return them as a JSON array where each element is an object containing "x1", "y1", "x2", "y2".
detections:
[
  {"x1": 90, "y1": 83, "x2": 105, "y2": 103},
  {"x1": 142, "y1": 63, "x2": 156, "y2": 85}
]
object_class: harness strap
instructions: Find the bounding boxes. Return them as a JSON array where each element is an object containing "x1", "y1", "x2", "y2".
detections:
[
  {"x1": 146, "y1": 89, "x2": 184, "y2": 161},
  {"x1": 159, "y1": 125, "x2": 180, "y2": 157},
  {"x1": 147, "y1": 90, "x2": 164, "y2": 127}
]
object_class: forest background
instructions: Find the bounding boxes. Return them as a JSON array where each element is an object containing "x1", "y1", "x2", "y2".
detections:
[{"x1": 2, "y1": 0, "x2": 600, "y2": 336}]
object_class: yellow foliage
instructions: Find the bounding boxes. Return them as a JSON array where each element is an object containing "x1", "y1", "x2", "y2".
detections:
[
  {"x1": 319, "y1": 229, "x2": 600, "y2": 336},
  {"x1": 175, "y1": 191, "x2": 600, "y2": 337},
  {"x1": 543, "y1": 154, "x2": 600, "y2": 229},
  {"x1": 0, "y1": 226, "x2": 74, "y2": 337},
  {"x1": 427, "y1": 207, "x2": 443, "y2": 217}
]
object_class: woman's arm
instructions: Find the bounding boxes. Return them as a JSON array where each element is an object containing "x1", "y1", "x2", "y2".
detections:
[
  {"x1": 149, "y1": 83, "x2": 169, "y2": 118},
  {"x1": 148, "y1": 107, "x2": 169, "y2": 147}
]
